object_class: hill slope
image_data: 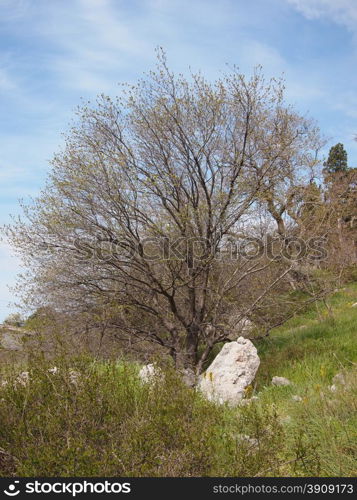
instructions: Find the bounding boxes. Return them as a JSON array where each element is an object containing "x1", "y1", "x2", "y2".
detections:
[{"x1": 0, "y1": 285, "x2": 356, "y2": 476}]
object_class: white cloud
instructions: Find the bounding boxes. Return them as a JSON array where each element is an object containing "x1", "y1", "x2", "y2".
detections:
[
  {"x1": 286, "y1": 0, "x2": 357, "y2": 30},
  {"x1": 33, "y1": 0, "x2": 155, "y2": 93}
]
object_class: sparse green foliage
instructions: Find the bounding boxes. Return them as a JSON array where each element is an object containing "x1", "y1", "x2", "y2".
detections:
[{"x1": 4, "y1": 53, "x2": 326, "y2": 376}]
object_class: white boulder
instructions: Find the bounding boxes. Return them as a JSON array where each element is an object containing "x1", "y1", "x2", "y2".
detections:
[{"x1": 198, "y1": 338, "x2": 260, "y2": 406}]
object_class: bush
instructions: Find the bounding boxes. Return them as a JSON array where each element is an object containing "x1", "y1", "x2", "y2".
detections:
[
  {"x1": 0, "y1": 356, "x2": 223, "y2": 476},
  {"x1": 0, "y1": 355, "x2": 306, "y2": 477}
]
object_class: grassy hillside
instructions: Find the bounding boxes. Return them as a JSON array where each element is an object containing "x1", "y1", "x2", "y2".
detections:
[
  {"x1": 249, "y1": 283, "x2": 357, "y2": 476},
  {"x1": 0, "y1": 285, "x2": 356, "y2": 477}
]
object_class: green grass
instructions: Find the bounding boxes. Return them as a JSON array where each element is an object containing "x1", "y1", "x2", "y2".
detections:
[
  {"x1": 0, "y1": 284, "x2": 356, "y2": 477},
  {"x1": 256, "y1": 282, "x2": 357, "y2": 387},
  {"x1": 250, "y1": 283, "x2": 357, "y2": 476}
]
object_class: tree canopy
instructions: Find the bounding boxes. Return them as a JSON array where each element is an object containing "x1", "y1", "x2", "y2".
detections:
[{"x1": 4, "y1": 53, "x2": 326, "y2": 377}]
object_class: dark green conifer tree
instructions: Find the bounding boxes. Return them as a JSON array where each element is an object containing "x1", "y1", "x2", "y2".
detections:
[{"x1": 323, "y1": 143, "x2": 348, "y2": 174}]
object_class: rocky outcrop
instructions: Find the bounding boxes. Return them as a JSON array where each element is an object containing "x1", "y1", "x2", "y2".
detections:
[{"x1": 198, "y1": 338, "x2": 260, "y2": 406}]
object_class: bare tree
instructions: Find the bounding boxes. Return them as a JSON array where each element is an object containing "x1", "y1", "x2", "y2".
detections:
[{"x1": 4, "y1": 52, "x2": 324, "y2": 379}]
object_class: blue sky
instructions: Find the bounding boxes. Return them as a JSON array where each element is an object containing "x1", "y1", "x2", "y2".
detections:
[{"x1": 0, "y1": 0, "x2": 357, "y2": 320}]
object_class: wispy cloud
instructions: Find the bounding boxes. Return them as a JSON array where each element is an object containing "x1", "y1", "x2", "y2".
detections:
[
  {"x1": 286, "y1": 0, "x2": 357, "y2": 31},
  {"x1": 27, "y1": 0, "x2": 157, "y2": 93}
]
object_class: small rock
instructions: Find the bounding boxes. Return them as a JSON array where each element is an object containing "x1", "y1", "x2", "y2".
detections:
[
  {"x1": 272, "y1": 376, "x2": 291, "y2": 386},
  {"x1": 351, "y1": 302, "x2": 357, "y2": 307},
  {"x1": 332, "y1": 373, "x2": 346, "y2": 386},
  {"x1": 15, "y1": 371, "x2": 30, "y2": 387},
  {"x1": 48, "y1": 366, "x2": 59, "y2": 375},
  {"x1": 291, "y1": 395, "x2": 302, "y2": 402},
  {"x1": 329, "y1": 384, "x2": 337, "y2": 392},
  {"x1": 138, "y1": 364, "x2": 162, "y2": 383}
]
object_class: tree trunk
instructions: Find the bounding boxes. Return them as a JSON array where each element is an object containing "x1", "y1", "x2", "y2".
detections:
[{"x1": 172, "y1": 324, "x2": 200, "y2": 386}]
